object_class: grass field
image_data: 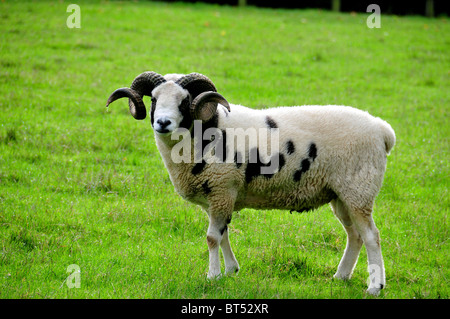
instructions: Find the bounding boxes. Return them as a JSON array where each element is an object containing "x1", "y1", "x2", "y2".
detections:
[{"x1": 0, "y1": 0, "x2": 448, "y2": 299}]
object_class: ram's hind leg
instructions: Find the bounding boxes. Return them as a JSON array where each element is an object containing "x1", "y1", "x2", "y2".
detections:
[
  {"x1": 331, "y1": 199, "x2": 363, "y2": 280},
  {"x1": 350, "y1": 207, "x2": 386, "y2": 295}
]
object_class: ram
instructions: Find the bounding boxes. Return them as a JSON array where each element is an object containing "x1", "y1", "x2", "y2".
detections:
[{"x1": 106, "y1": 71, "x2": 395, "y2": 296}]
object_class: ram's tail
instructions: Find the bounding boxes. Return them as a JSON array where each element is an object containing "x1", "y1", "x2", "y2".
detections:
[{"x1": 379, "y1": 119, "x2": 396, "y2": 155}]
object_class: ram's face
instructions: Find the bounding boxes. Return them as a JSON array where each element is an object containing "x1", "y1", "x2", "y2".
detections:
[{"x1": 150, "y1": 82, "x2": 190, "y2": 135}]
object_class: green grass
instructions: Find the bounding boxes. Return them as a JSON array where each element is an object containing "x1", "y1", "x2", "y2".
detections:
[{"x1": 0, "y1": 0, "x2": 449, "y2": 299}]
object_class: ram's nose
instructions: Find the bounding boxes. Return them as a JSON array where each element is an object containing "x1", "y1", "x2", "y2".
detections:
[
  {"x1": 155, "y1": 117, "x2": 173, "y2": 134},
  {"x1": 157, "y1": 118, "x2": 172, "y2": 129}
]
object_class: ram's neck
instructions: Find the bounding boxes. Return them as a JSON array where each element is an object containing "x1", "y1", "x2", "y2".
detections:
[
  {"x1": 154, "y1": 109, "x2": 223, "y2": 167},
  {"x1": 154, "y1": 130, "x2": 197, "y2": 171},
  {"x1": 153, "y1": 131, "x2": 204, "y2": 201}
]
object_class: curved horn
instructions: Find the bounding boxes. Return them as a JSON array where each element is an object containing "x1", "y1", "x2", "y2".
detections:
[
  {"x1": 130, "y1": 71, "x2": 166, "y2": 96},
  {"x1": 106, "y1": 87, "x2": 147, "y2": 120},
  {"x1": 106, "y1": 71, "x2": 166, "y2": 120},
  {"x1": 175, "y1": 73, "x2": 217, "y2": 99},
  {"x1": 190, "y1": 91, "x2": 230, "y2": 122}
]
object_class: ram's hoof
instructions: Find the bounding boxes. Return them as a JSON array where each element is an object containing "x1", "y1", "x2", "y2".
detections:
[
  {"x1": 366, "y1": 287, "x2": 382, "y2": 296},
  {"x1": 333, "y1": 272, "x2": 351, "y2": 280},
  {"x1": 225, "y1": 266, "x2": 240, "y2": 276},
  {"x1": 207, "y1": 273, "x2": 222, "y2": 281}
]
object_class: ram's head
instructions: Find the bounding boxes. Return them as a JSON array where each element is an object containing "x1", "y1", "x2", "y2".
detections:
[{"x1": 106, "y1": 72, "x2": 230, "y2": 135}]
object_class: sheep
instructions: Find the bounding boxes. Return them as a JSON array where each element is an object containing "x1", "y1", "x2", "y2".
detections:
[{"x1": 106, "y1": 71, "x2": 396, "y2": 296}]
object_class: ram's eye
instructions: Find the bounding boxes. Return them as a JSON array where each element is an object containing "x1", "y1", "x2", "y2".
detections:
[{"x1": 181, "y1": 97, "x2": 190, "y2": 108}]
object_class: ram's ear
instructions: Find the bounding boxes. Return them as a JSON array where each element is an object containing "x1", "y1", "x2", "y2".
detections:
[{"x1": 190, "y1": 91, "x2": 230, "y2": 122}]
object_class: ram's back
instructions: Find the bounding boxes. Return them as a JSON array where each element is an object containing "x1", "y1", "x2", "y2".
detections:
[{"x1": 219, "y1": 104, "x2": 395, "y2": 212}]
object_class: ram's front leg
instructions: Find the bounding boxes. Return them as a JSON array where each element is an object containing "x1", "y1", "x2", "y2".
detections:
[
  {"x1": 206, "y1": 214, "x2": 225, "y2": 279},
  {"x1": 220, "y1": 225, "x2": 240, "y2": 275},
  {"x1": 206, "y1": 193, "x2": 237, "y2": 280}
]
